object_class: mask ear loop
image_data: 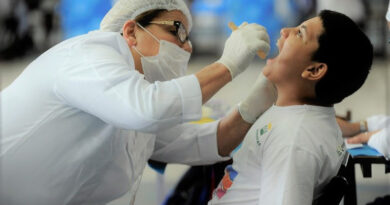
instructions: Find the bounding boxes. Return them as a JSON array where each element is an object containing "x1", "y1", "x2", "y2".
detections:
[
  {"x1": 132, "y1": 23, "x2": 160, "y2": 58},
  {"x1": 133, "y1": 23, "x2": 162, "y2": 58},
  {"x1": 132, "y1": 45, "x2": 145, "y2": 58},
  {"x1": 137, "y1": 23, "x2": 160, "y2": 43}
]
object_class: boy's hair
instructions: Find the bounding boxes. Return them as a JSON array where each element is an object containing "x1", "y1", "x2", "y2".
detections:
[{"x1": 312, "y1": 10, "x2": 373, "y2": 105}]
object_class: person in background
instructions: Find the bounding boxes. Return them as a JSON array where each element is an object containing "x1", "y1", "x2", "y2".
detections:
[
  {"x1": 315, "y1": 0, "x2": 367, "y2": 29},
  {"x1": 0, "y1": 0, "x2": 277, "y2": 204},
  {"x1": 387, "y1": 1, "x2": 390, "y2": 29},
  {"x1": 0, "y1": 0, "x2": 59, "y2": 60},
  {"x1": 337, "y1": 115, "x2": 390, "y2": 159},
  {"x1": 337, "y1": 0, "x2": 390, "y2": 160}
]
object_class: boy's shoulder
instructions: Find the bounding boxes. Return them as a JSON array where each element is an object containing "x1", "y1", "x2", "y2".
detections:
[
  {"x1": 260, "y1": 104, "x2": 336, "y2": 130},
  {"x1": 256, "y1": 104, "x2": 340, "y2": 150}
]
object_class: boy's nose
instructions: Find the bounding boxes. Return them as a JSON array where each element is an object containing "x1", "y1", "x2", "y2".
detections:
[{"x1": 280, "y1": 28, "x2": 291, "y2": 39}]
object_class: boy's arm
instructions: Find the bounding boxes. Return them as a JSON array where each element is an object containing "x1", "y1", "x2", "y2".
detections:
[{"x1": 258, "y1": 145, "x2": 321, "y2": 205}]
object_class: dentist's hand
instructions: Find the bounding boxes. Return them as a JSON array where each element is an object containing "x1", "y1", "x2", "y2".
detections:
[
  {"x1": 238, "y1": 73, "x2": 277, "y2": 124},
  {"x1": 346, "y1": 130, "x2": 380, "y2": 144},
  {"x1": 217, "y1": 23, "x2": 270, "y2": 79}
]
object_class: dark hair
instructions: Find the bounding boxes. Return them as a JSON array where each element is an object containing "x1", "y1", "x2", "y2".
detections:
[
  {"x1": 135, "y1": 9, "x2": 167, "y2": 27},
  {"x1": 312, "y1": 10, "x2": 373, "y2": 105}
]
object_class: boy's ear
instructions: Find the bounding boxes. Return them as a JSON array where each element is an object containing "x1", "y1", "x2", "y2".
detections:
[
  {"x1": 301, "y1": 63, "x2": 328, "y2": 81},
  {"x1": 122, "y1": 20, "x2": 137, "y2": 46}
]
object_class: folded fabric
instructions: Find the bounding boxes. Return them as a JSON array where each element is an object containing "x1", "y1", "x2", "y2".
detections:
[{"x1": 348, "y1": 144, "x2": 382, "y2": 157}]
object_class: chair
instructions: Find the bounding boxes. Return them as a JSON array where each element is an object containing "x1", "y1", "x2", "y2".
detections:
[
  {"x1": 312, "y1": 110, "x2": 352, "y2": 205},
  {"x1": 312, "y1": 165, "x2": 349, "y2": 205}
]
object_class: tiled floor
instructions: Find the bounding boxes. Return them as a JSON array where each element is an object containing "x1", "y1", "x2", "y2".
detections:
[{"x1": 1, "y1": 55, "x2": 389, "y2": 205}]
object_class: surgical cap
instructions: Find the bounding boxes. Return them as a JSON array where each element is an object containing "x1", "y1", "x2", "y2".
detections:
[{"x1": 100, "y1": 0, "x2": 192, "y2": 33}]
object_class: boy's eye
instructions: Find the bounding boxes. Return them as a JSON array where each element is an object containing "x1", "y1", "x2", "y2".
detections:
[{"x1": 297, "y1": 30, "x2": 302, "y2": 38}]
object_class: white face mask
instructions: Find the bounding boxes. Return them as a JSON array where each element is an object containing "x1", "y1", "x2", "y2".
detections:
[{"x1": 133, "y1": 23, "x2": 191, "y2": 82}]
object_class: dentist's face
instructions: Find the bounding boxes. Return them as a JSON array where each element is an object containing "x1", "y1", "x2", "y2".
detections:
[
  {"x1": 122, "y1": 10, "x2": 192, "y2": 74},
  {"x1": 263, "y1": 17, "x2": 324, "y2": 86},
  {"x1": 134, "y1": 10, "x2": 192, "y2": 56}
]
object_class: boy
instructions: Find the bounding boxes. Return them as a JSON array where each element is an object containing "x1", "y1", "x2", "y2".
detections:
[{"x1": 209, "y1": 10, "x2": 373, "y2": 204}]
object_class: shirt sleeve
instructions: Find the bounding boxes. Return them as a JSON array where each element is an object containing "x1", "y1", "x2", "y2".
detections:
[
  {"x1": 258, "y1": 145, "x2": 321, "y2": 205},
  {"x1": 367, "y1": 115, "x2": 390, "y2": 131},
  {"x1": 53, "y1": 44, "x2": 202, "y2": 133},
  {"x1": 150, "y1": 121, "x2": 230, "y2": 165},
  {"x1": 368, "y1": 127, "x2": 390, "y2": 159}
]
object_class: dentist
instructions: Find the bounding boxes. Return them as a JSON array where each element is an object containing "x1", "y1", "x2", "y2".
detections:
[{"x1": 0, "y1": 0, "x2": 275, "y2": 204}]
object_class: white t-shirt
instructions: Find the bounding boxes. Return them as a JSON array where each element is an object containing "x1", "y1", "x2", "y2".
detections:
[{"x1": 209, "y1": 105, "x2": 346, "y2": 205}]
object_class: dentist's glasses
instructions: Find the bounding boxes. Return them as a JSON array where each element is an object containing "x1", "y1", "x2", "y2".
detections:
[{"x1": 150, "y1": 20, "x2": 189, "y2": 44}]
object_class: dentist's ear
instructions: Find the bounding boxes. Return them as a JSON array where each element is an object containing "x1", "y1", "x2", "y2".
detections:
[
  {"x1": 122, "y1": 20, "x2": 137, "y2": 46},
  {"x1": 301, "y1": 63, "x2": 327, "y2": 80}
]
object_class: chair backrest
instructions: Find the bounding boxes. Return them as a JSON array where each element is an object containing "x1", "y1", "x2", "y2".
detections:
[
  {"x1": 312, "y1": 175, "x2": 349, "y2": 205},
  {"x1": 312, "y1": 162, "x2": 349, "y2": 205}
]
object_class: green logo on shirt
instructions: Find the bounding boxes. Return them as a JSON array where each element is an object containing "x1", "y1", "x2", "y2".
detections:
[
  {"x1": 337, "y1": 144, "x2": 345, "y2": 156},
  {"x1": 256, "y1": 123, "x2": 272, "y2": 146}
]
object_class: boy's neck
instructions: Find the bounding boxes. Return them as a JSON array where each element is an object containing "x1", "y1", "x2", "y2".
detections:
[{"x1": 275, "y1": 87, "x2": 333, "y2": 107}]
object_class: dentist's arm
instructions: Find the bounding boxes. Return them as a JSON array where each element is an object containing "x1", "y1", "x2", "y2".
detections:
[
  {"x1": 218, "y1": 72, "x2": 277, "y2": 156},
  {"x1": 151, "y1": 71, "x2": 277, "y2": 162},
  {"x1": 217, "y1": 73, "x2": 277, "y2": 156},
  {"x1": 195, "y1": 23, "x2": 270, "y2": 104},
  {"x1": 217, "y1": 109, "x2": 251, "y2": 156}
]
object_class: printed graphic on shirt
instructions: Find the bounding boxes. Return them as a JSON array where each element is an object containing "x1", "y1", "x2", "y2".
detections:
[
  {"x1": 337, "y1": 143, "x2": 346, "y2": 156},
  {"x1": 214, "y1": 165, "x2": 238, "y2": 199},
  {"x1": 256, "y1": 123, "x2": 272, "y2": 146}
]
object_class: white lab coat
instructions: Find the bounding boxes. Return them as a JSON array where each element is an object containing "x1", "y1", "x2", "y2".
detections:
[{"x1": 0, "y1": 31, "x2": 228, "y2": 205}]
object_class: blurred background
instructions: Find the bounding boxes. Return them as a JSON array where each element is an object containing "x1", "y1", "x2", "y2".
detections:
[
  {"x1": 1, "y1": 0, "x2": 389, "y2": 60},
  {"x1": 0, "y1": 0, "x2": 389, "y2": 204}
]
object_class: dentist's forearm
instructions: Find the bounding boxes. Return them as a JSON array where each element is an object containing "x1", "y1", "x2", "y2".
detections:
[
  {"x1": 195, "y1": 62, "x2": 231, "y2": 104},
  {"x1": 217, "y1": 109, "x2": 252, "y2": 156}
]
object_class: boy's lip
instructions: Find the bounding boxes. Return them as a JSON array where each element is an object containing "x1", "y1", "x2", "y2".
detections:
[
  {"x1": 267, "y1": 38, "x2": 284, "y2": 65},
  {"x1": 266, "y1": 57, "x2": 275, "y2": 65}
]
